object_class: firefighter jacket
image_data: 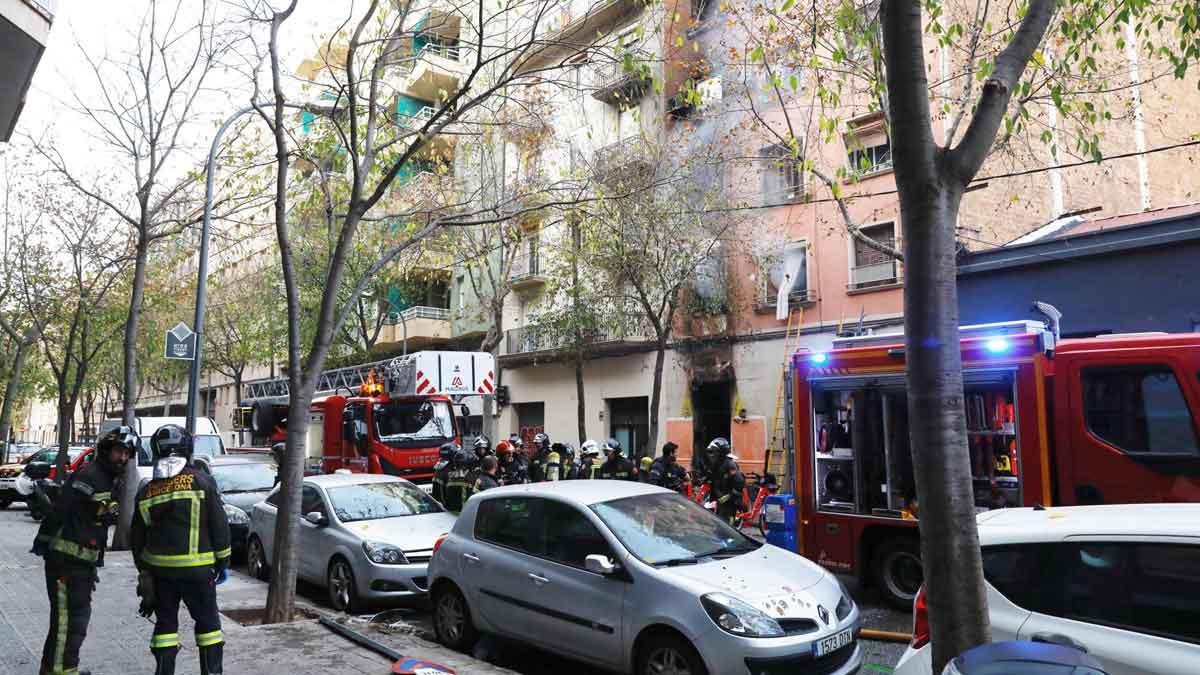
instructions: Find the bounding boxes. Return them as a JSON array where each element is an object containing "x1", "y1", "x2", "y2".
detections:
[
  {"x1": 530, "y1": 450, "x2": 561, "y2": 482},
  {"x1": 131, "y1": 467, "x2": 232, "y2": 579},
  {"x1": 712, "y1": 457, "x2": 745, "y2": 507},
  {"x1": 649, "y1": 458, "x2": 689, "y2": 493},
  {"x1": 32, "y1": 460, "x2": 119, "y2": 572},
  {"x1": 598, "y1": 456, "x2": 636, "y2": 481},
  {"x1": 472, "y1": 472, "x2": 501, "y2": 494},
  {"x1": 500, "y1": 456, "x2": 529, "y2": 485}
]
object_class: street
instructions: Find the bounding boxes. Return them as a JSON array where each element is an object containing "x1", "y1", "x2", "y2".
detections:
[{"x1": 0, "y1": 502, "x2": 907, "y2": 674}]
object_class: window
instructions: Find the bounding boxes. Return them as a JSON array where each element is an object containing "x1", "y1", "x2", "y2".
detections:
[
  {"x1": 844, "y1": 113, "x2": 892, "y2": 175},
  {"x1": 325, "y1": 480, "x2": 443, "y2": 522},
  {"x1": 759, "y1": 243, "x2": 809, "y2": 308},
  {"x1": 301, "y1": 485, "x2": 327, "y2": 519},
  {"x1": 373, "y1": 400, "x2": 455, "y2": 447},
  {"x1": 850, "y1": 223, "x2": 898, "y2": 289},
  {"x1": 761, "y1": 144, "x2": 803, "y2": 204},
  {"x1": 475, "y1": 497, "x2": 539, "y2": 553},
  {"x1": 1060, "y1": 542, "x2": 1200, "y2": 643},
  {"x1": 1082, "y1": 366, "x2": 1200, "y2": 455},
  {"x1": 982, "y1": 545, "x2": 1061, "y2": 614},
  {"x1": 539, "y1": 500, "x2": 612, "y2": 568}
]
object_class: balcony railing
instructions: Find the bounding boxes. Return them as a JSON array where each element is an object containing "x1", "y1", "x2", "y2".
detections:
[
  {"x1": 386, "y1": 305, "x2": 451, "y2": 324},
  {"x1": 594, "y1": 136, "x2": 652, "y2": 176},
  {"x1": 757, "y1": 288, "x2": 816, "y2": 310},
  {"x1": 399, "y1": 105, "x2": 436, "y2": 128},
  {"x1": 591, "y1": 61, "x2": 650, "y2": 104},
  {"x1": 505, "y1": 316, "x2": 654, "y2": 355},
  {"x1": 848, "y1": 261, "x2": 900, "y2": 290},
  {"x1": 416, "y1": 41, "x2": 461, "y2": 63}
]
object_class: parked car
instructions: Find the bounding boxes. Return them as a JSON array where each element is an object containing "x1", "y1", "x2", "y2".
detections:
[
  {"x1": 246, "y1": 471, "x2": 456, "y2": 612},
  {"x1": 99, "y1": 416, "x2": 227, "y2": 481},
  {"x1": 17, "y1": 447, "x2": 93, "y2": 519},
  {"x1": 207, "y1": 455, "x2": 278, "y2": 556},
  {"x1": 0, "y1": 452, "x2": 42, "y2": 508},
  {"x1": 895, "y1": 504, "x2": 1200, "y2": 675},
  {"x1": 428, "y1": 481, "x2": 862, "y2": 675}
]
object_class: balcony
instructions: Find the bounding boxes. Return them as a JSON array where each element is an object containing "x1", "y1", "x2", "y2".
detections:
[
  {"x1": 591, "y1": 60, "x2": 651, "y2": 105},
  {"x1": 593, "y1": 136, "x2": 653, "y2": 179},
  {"x1": 755, "y1": 288, "x2": 817, "y2": 313},
  {"x1": 403, "y1": 1, "x2": 462, "y2": 40},
  {"x1": 2, "y1": 0, "x2": 54, "y2": 141},
  {"x1": 514, "y1": 0, "x2": 645, "y2": 75},
  {"x1": 502, "y1": 315, "x2": 655, "y2": 365},
  {"x1": 509, "y1": 252, "x2": 547, "y2": 291},
  {"x1": 398, "y1": 42, "x2": 467, "y2": 101},
  {"x1": 848, "y1": 261, "x2": 901, "y2": 291},
  {"x1": 379, "y1": 305, "x2": 452, "y2": 351},
  {"x1": 399, "y1": 104, "x2": 436, "y2": 129}
]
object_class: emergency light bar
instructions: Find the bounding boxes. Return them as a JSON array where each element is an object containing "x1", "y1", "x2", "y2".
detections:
[{"x1": 830, "y1": 320, "x2": 1050, "y2": 351}]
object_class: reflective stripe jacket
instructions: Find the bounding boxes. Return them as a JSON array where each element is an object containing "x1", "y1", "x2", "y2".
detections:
[
  {"x1": 598, "y1": 456, "x2": 636, "y2": 481},
  {"x1": 32, "y1": 460, "x2": 117, "y2": 570},
  {"x1": 131, "y1": 467, "x2": 231, "y2": 578}
]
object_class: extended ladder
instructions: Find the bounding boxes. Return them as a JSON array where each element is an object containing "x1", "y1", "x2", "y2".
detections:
[{"x1": 766, "y1": 306, "x2": 803, "y2": 476}]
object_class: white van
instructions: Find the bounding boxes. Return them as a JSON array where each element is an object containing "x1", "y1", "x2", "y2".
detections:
[{"x1": 99, "y1": 417, "x2": 227, "y2": 476}]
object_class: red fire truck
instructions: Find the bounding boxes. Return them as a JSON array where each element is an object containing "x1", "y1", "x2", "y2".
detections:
[
  {"x1": 789, "y1": 320, "x2": 1200, "y2": 608},
  {"x1": 243, "y1": 351, "x2": 495, "y2": 483}
]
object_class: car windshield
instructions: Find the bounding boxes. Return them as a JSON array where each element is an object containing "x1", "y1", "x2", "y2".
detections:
[
  {"x1": 326, "y1": 481, "x2": 444, "y2": 523},
  {"x1": 374, "y1": 401, "x2": 454, "y2": 446},
  {"x1": 212, "y1": 463, "x2": 277, "y2": 493},
  {"x1": 591, "y1": 493, "x2": 760, "y2": 566}
]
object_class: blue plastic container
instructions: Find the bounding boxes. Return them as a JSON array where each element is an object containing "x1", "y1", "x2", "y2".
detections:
[{"x1": 762, "y1": 493, "x2": 798, "y2": 552}]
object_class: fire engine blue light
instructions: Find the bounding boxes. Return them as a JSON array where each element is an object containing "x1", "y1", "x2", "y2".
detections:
[
  {"x1": 811, "y1": 352, "x2": 829, "y2": 365},
  {"x1": 985, "y1": 337, "x2": 1011, "y2": 354}
]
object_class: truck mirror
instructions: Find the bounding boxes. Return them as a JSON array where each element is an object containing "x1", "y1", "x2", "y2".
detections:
[{"x1": 461, "y1": 404, "x2": 471, "y2": 420}]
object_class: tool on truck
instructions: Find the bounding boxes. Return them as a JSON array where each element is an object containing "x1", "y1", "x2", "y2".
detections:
[
  {"x1": 239, "y1": 352, "x2": 496, "y2": 485},
  {"x1": 787, "y1": 310, "x2": 1200, "y2": 609}
]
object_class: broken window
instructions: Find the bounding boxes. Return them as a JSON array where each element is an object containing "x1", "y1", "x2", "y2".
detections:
[
  {"x1": 844, "y1": 112, "x2": 892, "y2": 176},
  {"x1": 759, "y1": 242, "x2": 809, "y2": 308},
  {"x1": 761, "y1": 144, "x2": 804, "y2": 205}
]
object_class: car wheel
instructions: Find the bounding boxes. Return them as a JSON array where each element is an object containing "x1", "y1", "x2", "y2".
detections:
[
  {"x1": 638, "y1": 634, "x2": 708, "y2": 675},
  {"x1": 874, "y1": 537, "x2": 923, "y2": 610},
  {"x1": 246, "y1": 536, "x2": 270, "y2": 581},
  {"x1": 327, "y1": 557, "x2": 359, "y2": 614},
  {"x1": 432, "y1": 584, "x2": 479, "y2": 651}
]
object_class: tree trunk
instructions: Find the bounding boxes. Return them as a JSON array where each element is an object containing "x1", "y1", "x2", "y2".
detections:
[
  {"x1": 54, "y1": 398, "x2": 73, "y2": 483},
  {"x1": 648, "y1": 339, "x2": 666, "y2": 459},
  {"x1": 113, "y1": 233, "x2": 150, "y2": 548},
  {"x1": 264, "y1": 386, "x2": 314, "y2": 622},
  {"x1": 881, "y1": 0, "x2": 991, "y2": 668},
  {"x1": 0, "y1": 329, "x2": 35, "y2": 464},
  {"x1": 574, "y1": 353, "x2": 586, "y2": 445}
]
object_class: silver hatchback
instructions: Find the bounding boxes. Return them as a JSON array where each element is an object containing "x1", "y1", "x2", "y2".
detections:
[
  {"x1": 247, "y1": 472, "x2": 458, "y2": 612},
  {"x1": 427, "y1": 481, "x2": 862, "y2": 675}
]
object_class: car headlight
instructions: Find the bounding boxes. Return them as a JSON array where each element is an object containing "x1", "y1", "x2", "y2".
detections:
[
  {"x1": 834, "y1": 576, "x2": 854, "y2": 620},
  {"x1": 700, "y1": 593, "x2": 785, "y2": 638},
  {"x1": 362, "y1": 540, "x2": 408, "y2": 565},
  {"x1": 224, "y1": 504, "x2": 250, "y2": 525}
]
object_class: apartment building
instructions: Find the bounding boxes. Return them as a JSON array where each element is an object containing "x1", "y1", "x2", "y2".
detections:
[
  {"x1": 1, "y1": 0, "x2": 53, "y2": 141},
  {"x1": 449, "y1": 0, "x2": 1200, "y2": 472}
]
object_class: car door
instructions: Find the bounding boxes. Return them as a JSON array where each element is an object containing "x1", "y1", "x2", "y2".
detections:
[
  {"x1": 253, "y1": 489, "x2": 282, "y2": 563},
  {"x1": 470, "y1": 496, "x2": 548, "y2": 639},
  {"x1": 298, "y1": 485, "x2": 333, "y2": 582},
  {"x1": 1017, "y1": 538, "x2": 1200, "y2": 675},
  {"x1": 522, "y1": 499, "x2": 626, "y2": 670},
  {"x1": 979, "y1": 545, "x2": 1044, "y2": 641}
]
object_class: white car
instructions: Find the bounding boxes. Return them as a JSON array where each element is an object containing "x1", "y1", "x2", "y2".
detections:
[{"x1": 895, "y1": 504, "x2": 1200, "y2": 675}]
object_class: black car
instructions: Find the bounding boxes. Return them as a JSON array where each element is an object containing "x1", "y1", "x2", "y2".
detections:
[{"x1": 207, "y1": 455, "x2": 278, "y2": 556}]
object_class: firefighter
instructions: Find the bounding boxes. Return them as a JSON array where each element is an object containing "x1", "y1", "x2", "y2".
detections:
[
  {"x1": 706, "y1": 438, "x2": 745, "y2": 525},
  {"x1": 528, "y1": 433, "x2": 560, "y2": 482},
  {"x1": 597, "y1": 438, "x2": 635, "y2": 480},
  {"x1": 33, "y1": 426, "x2": 135, "y2": 675},
  {"x1": 649, "y1": 442, "x2": 689, "y2": 493},
  {"x1": 497, "y1": 440, "x2": 529, "y2": 485},
  {"x1": 557, "y1": 443, "x2": 578, "y2": 480},
  {"x1": 442, "y1": 444, "x2": 474, "y2": 512},
  {"x1": 132, "y1": 425, "x2": 232, "y2": 675},
  {"x1": 639, "y1": 456, "x2": 654, "y2": 482},
  {"x1": 473, "y1": 456, "x2": 501, "y2": 494},
  {"x1": 430, "y1": 442, "x2": 457, "y2": 506},
  {"x1": 472, "y1": 435, "x2": 493, "y2": 460},
  {"x1": 578, "y1": 441, "x2": 602, "y2": 479}
]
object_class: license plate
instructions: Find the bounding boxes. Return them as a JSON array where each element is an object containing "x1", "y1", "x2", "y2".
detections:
[
  {"x1": 419, "y1": 483, "x2": 434, "y2": 494},
  {"x1": 813, "y1": 628, "x2": 852, "y2": 657},
  {"x1": 0, "y1": 478, "x2": 15, "y2": 489}
]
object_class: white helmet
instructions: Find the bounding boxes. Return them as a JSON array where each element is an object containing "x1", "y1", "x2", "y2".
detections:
[{"x1": 581, "y1": 439, "x2": 600, "y2": 458}]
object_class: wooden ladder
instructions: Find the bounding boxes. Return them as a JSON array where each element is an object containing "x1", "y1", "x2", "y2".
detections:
[{"x1": 766, "y1": 306, "x2": 803, "y2": 476}]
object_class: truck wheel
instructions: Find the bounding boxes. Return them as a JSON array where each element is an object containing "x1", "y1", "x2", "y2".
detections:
[{"x1": 873, "y1": 537, "x2": 923, "y2": 610}]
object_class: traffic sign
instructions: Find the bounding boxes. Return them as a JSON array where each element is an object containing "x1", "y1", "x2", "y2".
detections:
[{"x1": 165, "y1": 322, "x2": 197, "y2": 361}]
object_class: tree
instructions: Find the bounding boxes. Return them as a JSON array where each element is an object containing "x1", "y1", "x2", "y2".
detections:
[{"x1": 702, "y1": 0, "x2": 1200, "y2": 666}]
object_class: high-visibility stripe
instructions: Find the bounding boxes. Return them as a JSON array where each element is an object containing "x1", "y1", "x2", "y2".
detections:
[
  {"x1": 215, "y1": 547, "x2": 231, "y2": 560},
  {"x1": 195, "y1": 630, "x2": 224, "y2": 647},
  {"x1": 139, "y1": 490, "x2": 205, "y2": 526},
  {"x1": 38, "y1": 534, "x2": 100, "y2": 563},
  {"x1": 189, "y1": 495, "x2": 200, "y2": 556},
  {"x1": 91, "y1": 491, "x2": 112, "y2": 502},
  {"x1": 54, "y1": 579, "x2": 68, "y2": 673},
  {"x1": 140, "y1": 550, "x2": 217, "y2": 568},
  {"x1": 151, "y1": 633, "x2": 180, "y2": 649}
]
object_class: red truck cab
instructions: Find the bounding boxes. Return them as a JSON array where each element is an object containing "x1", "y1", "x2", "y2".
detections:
[{"x1": 790, "y1": 322, "x2": 1200, "y2": 608}]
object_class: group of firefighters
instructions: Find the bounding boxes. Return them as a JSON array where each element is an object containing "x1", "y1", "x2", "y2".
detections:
[
  {"x1": 32, "y1": 424, "x2": 231, "y2": 675},
  {"x1": 432, "y1": 432, "x2": 748, "y2": 523}
]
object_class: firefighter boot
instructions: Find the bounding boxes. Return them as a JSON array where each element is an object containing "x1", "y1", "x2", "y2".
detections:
[
  {"x1": 152, "y1": 646, "x2": 179, "y2": 675},
  {"x1": 199, "y1": 642, "x2": 224, "y2": 674}
]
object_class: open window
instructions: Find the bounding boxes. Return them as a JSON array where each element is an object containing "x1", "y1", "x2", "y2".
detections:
[
  {"x1": 758, "y1": 242, "x2": 810, "y2": 310},
  {"x1": 844, "y1": 112, "x2": 892, "y2": 176},
  {"x1": 811, "y1": 372, "x2": 1020, "y2": 518}
]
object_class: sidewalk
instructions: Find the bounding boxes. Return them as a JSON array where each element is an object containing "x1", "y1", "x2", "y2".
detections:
[{"x1": 0, "y1": 509, "x2": 513, "y2": 675}]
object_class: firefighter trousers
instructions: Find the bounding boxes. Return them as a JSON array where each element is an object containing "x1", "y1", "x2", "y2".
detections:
[
  {"x1": 150, "y1": 575, "x2": 224, "y2": 675},
  {"x1": 40, "y1": 563, "x2": 94, "y2": 675}
]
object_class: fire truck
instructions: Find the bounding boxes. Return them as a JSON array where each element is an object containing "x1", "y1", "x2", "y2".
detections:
[
  {"x1": 241, "y1": 351, "x2": 495, "y2": 483},
  {"x1": 788, "y1": 319, "x2": 1200, "y2": 608}
]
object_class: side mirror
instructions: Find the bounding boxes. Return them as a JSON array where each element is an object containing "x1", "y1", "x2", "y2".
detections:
[
  {"x1": 584, "y1": 553, "x2": 616, "y2": 576},
  {"x1": 460, "y1": 404, "x2": 471, "y2": 419},
  {"x1": 304, "y1": 511, "x2": 327, "y2": 526}
]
